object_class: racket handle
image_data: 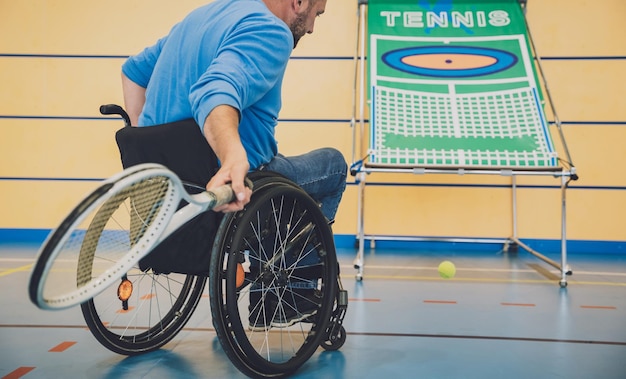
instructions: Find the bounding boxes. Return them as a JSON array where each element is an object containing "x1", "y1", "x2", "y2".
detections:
[
  {"x1": 208, "y1": 178, "x2": 254, "y2": 208},
  {"x1": 210, "y1": 185, "x2": 237, "y2": 208}
]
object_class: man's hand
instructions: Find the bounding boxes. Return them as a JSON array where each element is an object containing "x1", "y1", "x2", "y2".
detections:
[{"x1": 206, "y1": 160, "x2": 252, "y2": 213}]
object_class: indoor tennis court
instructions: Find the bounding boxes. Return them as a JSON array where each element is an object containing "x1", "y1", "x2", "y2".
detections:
[
  {"x1": 1, "y1": 0, "x2": 625, "y2": 378},
  {"x1": 1, "y1": 245, "x2": 626, "y2": 378}
]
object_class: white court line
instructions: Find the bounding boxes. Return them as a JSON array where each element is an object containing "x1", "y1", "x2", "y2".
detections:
[{"x1": 340, "y1": 264, "x2": 626, "y2": 277}]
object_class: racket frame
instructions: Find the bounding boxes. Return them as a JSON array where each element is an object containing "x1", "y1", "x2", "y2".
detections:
[{"x1": 30, "y1": 163, "x2": 232, "y2": 310}]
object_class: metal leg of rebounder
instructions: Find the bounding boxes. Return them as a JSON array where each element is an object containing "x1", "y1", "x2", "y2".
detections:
[
  {"x1": 352, "y1": 0, "x2": 368, "y2": 282},
  {"x1": 559, "y1": 174, "x2": 572, "y2": 287},
  {"x1": 505, "y1": 175, "x2": 520, "y2": 253},
  {"x1": 508, "y1": 175, "x2": 572, "y2": 287},
  {"x1": 354, "y1": 172, "x2": 366, "y2": 281},
  {"x1": 520, "y1": 5, "x2": 575, "y2": 287}
]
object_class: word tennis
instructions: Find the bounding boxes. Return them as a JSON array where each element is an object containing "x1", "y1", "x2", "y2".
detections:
[{"x1": 378, "y1": 10, "x2": 512, "y2": 29}]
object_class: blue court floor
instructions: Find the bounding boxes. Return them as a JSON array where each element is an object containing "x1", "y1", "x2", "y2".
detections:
[{"x1": 1, "y1": 243, "x2": 625, "y2": 379}]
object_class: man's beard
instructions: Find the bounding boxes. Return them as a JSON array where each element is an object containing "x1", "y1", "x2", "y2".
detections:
[{"x1": 290, "y1": 9, "x2": 308, "y2": 48}]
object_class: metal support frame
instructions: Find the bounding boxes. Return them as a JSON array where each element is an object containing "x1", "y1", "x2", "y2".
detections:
[
  {"x1": 350, "y1": 0, "x2": 577, "y2": 286},
  {"x1": 506, "y1": 175, "x2": 573, "y2": 287},
  {"x1": 353, "y1": 168, "x2": 574, "y2": 287}
]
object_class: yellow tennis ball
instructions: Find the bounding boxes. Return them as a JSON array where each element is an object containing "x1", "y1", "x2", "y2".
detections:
[{"x1": 438, "y1": 261, "x2": 456, "y2": 279}]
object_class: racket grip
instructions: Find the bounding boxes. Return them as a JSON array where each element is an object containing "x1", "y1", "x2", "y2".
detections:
[
  {"x1": 209, "y1": 178, "x2": 254, "y2": 208},
  {"x1": 210, "y1": 185, "x2": 237, "y2": 208}
]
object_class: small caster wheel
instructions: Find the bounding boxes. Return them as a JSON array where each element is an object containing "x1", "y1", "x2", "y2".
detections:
[
  {"x1": 320, "y1": 326, "x2": 346, "y2": 351},
  {"x1": 355, "y1": 273, "x2": 363, "y2": 282},
  {"x1": 559, "y1": 280, "x2": 568, "y2": 288}
]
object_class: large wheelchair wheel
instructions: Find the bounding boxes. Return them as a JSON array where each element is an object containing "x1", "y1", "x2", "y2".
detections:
[
  {"x1": 79, "y1": 183, "x2": 207, "y2": 355},
  {"x1": 209, "y1": 174, "x2": 339, "y2": 378},
  {"x1": 81, "y1": 273, "x2": 206, "y2": 355}
]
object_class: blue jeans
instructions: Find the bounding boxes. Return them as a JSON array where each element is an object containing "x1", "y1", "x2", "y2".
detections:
[{"x1": 260, "y1": 148, "x2": 347, "y2": 221}]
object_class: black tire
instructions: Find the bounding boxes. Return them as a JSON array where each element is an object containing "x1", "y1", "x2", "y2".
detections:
[{"x1": 209, "y1": 175, "x2": 338, "y2": 378}]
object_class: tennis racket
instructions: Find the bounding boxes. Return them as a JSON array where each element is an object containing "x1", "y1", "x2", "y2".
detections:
[{"x1": 29, "y1": 163, "x2": 247, "y2": 311}]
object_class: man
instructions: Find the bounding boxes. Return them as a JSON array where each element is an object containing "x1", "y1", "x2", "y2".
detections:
[
  {"x1": 121, "y1": 0, "x2": 346, "y2": 221},
  {"x1": 121, "y1": 0, "x2": 346, "y2": 329}
]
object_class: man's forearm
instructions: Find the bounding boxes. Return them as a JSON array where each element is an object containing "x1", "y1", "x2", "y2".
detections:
[
  {"x1": 203, "y1": 104, "x2": 251, "y2": 212},
  {"x1": 121, "y1": 73, "x2": 146, "y2": 126},
  {"x1": 203, "y1": 104, "x2": 245, "y2": 165}
]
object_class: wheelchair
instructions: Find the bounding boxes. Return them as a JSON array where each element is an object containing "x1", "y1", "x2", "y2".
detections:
[{"x1": 80, "y1": 105, "x2": 348, "y2": 378}]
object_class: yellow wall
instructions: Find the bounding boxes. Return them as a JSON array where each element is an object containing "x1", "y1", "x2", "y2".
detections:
[{"x1": 1, "y1": 0, "x2": 625, "y2": 246}]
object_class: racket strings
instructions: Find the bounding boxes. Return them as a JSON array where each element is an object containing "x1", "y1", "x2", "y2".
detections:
[
  {"x1": 71, "y1": 176, "x2": 171, "y2": 291},
  {"x1": 128, "y1": 177, "x2": 171, "y2": 244}
]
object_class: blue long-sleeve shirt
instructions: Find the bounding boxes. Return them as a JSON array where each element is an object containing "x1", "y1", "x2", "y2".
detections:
[{"x1": 122, "y1": 0, "x2": 293, "y2": 169}]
